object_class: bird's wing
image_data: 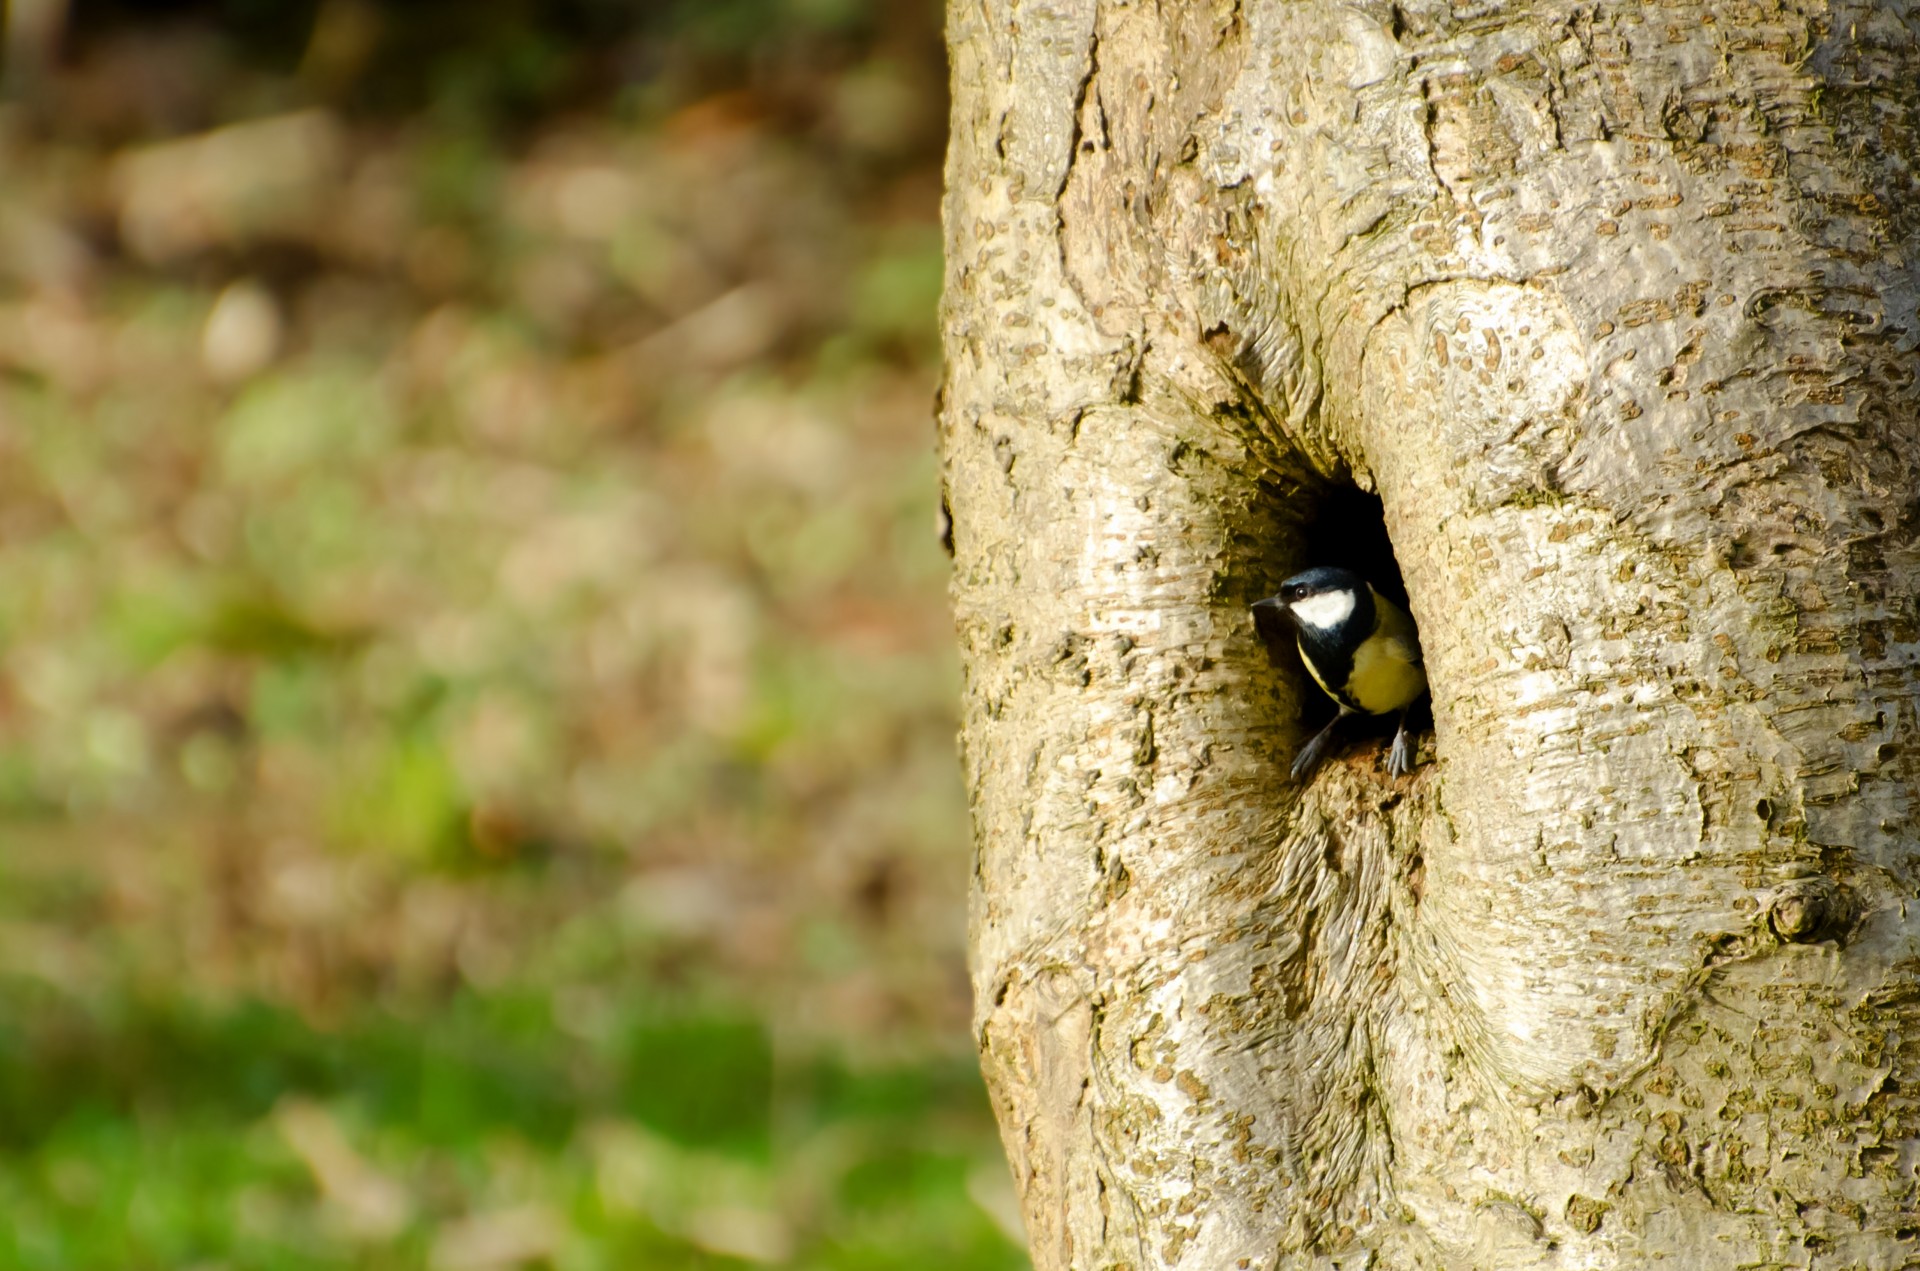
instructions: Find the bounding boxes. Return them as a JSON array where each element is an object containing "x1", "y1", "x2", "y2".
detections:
[
  {"x1": 1381, "y1": 632, "x2": 1422, "y2": 666},
  {"x1": 1371, "y1": 589, "x2": 1425, "y2": 666}
]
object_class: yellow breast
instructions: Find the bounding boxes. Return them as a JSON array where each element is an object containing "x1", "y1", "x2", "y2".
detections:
[{"x1": 1346, "y1": 632, "x2": 1427, "y2": 715}]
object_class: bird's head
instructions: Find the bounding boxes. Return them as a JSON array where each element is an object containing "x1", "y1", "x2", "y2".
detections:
[{"x1": 1252, "y1": 566, "x2": 1371, "y2": 638}]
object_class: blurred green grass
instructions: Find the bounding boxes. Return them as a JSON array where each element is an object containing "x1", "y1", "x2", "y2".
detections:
[
  {"x1": 0, "y1": 2, "x2": 1022, "y2": 1266},
  {"x1": 0, "y1": 989, "x2": 1012, "y2": 1268}
]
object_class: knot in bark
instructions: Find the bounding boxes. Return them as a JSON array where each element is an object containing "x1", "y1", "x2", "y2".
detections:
[{"x1": 1766, "y1": 874, "x2": 1852, "y2": 945}]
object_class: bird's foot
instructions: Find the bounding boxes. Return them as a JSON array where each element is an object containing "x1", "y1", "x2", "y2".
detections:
[
  {"x1": 1387, "y1": 716, "x2": 1416, "y2": 778},
  {"x1": 1291, "y1": 713, "x2": 1347, "y2": 782}
]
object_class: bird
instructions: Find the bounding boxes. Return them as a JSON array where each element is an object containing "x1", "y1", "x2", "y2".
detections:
[{"x1": 1251, "y1": 566, "x2": 1427, "y2": 781}]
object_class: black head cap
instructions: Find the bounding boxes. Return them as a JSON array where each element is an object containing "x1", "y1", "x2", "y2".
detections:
[
  {"x1": 1275, "y1": 566, "x2": 1366, "y2": 604},
  {"x1": 1251, "y1": 567, "x2": 1376, "y2": 646}
]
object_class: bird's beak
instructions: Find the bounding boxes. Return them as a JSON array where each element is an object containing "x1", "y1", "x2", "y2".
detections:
[{"x1": 1250, "y1": 596, "x2": 1290, "y2": 631}]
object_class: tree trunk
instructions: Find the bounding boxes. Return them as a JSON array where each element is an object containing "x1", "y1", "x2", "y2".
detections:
[{"x1": 940, "y1": 1, "x2": 1920, "y2": 1267}]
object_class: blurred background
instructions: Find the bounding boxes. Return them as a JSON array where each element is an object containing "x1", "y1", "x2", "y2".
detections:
[{"x1": 0, "y1": 1, "x2": 1022, "y2": 1266}]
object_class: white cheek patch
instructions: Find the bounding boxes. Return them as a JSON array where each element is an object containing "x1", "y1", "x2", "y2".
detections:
[{"x1": 1291, "y1": 590, "x2": 1356, "y2": 631}]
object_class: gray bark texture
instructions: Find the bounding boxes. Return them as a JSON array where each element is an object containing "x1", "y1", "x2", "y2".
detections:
[{"x1": 939, "y1": 1, "x2": 1920, "y2": 1267}]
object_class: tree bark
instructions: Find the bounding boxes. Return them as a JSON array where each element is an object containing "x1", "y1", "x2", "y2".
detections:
[{"x1": 941, "y1": 1, "x2": 1920, "y2": 1267}]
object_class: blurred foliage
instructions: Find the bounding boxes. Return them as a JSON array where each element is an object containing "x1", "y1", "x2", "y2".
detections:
[{"x1": 0, "y1": 1, "x2": 1023, "y2": 1266}]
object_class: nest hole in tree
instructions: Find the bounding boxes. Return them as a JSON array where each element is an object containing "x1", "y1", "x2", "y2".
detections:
[{"x1": 1254, "y1": 481, "x2": 1430, "y2": 746}]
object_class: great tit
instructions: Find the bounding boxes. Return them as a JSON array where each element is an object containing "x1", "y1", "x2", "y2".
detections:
[{"x1": 1252, "y1": 567, "x2": 1427, "y2": 781}]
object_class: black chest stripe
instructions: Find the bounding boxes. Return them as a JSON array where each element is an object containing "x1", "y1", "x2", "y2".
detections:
[{"x1": 1296, "y1": 630, "x2": 1361, "y2": 712}]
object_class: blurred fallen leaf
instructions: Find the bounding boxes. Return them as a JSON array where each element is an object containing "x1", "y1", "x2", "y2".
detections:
[
  {"x1": 0, "y1": 918, "x2": 103, "y2": 993},
  {"x1": 661, "y1": 91, "x2": 768, "y2": 148},
  {"x1": 0, "y1": 203, "x2": 92, "y2": 293},
  {"x1": 553, "y1": 165, "x2": 639, "y2": 242},
  {"x1": 617, "y1": 867, "x2": 734, "y2": 940},
  {"x1": 586, "y1": 1122, "x2": 792, "y2": 1259},
  {"x1": 683, "y1": 1204, "x2": 793, "y2": 1264},
  {"x1": 7, "y1": 291, "x2": 104, "y2": 390},
  {"x1": 275, "y1": 1097, "x2": 412, "y2": 1240},
  {"x1": 428, "y1": 1204, "x2": 566, "y2": 1271},
  {"x1": 113, "y1": 111, "x2": 345, "y2": 262},
  {"x1": 202, "y1": 280, "x2": 283, "y2": 383},
  {"x1": 630, "y1": 282, "x2": 787, "y2": 373}
]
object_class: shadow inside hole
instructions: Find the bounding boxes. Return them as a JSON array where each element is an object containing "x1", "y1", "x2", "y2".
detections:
[
  {"x1": 1254, "y1": 483, "x2": 1430, "y2": 746},
  {"x1": 1305, "y1": 486, "x2": 1409, "y2": 609}
]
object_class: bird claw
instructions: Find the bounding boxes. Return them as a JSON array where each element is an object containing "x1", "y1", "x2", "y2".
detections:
[
  {"x1": 1291, "y1": 713, "x2": 1346, "y2": 783},
  {"x1": 1295, "y1": 713, "x2": 1419, "y2": 783},
  {"x1": 1387, "y1": 718, "x2": 1416, "y2": 778},
  {"x1": 1290, "y1": 736, "x2": 1328, "y2": 782}
]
